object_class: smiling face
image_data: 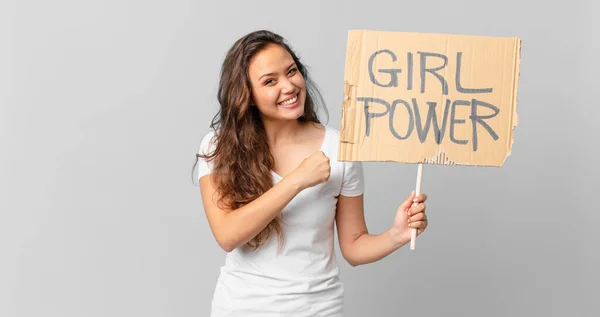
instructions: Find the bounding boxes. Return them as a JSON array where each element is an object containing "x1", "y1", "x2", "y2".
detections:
[{"x1": 247, "y1": 43, "x2": 307, "y2": 122}]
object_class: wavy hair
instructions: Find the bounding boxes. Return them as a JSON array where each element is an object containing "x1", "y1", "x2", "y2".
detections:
[{"x1": 192, "y1": 30, "x2": 328, "y2": 250}]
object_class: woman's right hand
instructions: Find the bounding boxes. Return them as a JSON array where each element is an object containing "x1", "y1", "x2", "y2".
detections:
[{"x1": 288, "y1": 151, "x2": 331, "y2": 190}]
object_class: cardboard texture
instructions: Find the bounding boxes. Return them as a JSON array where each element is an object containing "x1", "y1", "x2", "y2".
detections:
[{"x1": 339, "y1": 30, "x2": 521, "y2": 167}]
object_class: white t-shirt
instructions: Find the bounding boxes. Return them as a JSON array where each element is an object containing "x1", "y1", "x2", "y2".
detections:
[{"x1": 196, "y1": 125, "x2": 364, "y2": 317}]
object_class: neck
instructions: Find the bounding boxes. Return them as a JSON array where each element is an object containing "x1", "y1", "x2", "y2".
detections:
[{"x1": 261, "y1": 118, "x2": 304, "y2": 147}]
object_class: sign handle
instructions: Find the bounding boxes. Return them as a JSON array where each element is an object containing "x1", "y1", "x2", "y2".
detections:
[{"x1": 410, "y1": 163, "x2": 423, "y2": 250}]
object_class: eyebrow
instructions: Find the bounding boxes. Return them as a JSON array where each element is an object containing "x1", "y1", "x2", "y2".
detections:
[{"x1": 258, "y1": 63, "x2": 297, "y2": 81}]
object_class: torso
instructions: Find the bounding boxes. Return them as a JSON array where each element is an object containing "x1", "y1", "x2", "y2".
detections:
[
  {"x1": 212, "y1": 125, "x2": 346, "y2": 316},
  {"x1": 269, "y1": 122, "x2": 326, "y2": 179}
]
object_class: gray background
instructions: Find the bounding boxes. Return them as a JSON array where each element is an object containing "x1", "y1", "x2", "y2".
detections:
[{"x1": 2, "y1": 0, "x2": 598, "y2": 316}]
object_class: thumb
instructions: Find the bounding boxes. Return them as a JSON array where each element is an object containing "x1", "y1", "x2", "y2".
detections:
[{"x1": 400, "y1": 190, "x2": 416, "y2": 210}]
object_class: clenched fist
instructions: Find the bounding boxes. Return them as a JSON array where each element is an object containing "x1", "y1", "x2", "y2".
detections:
[{"x1": 287, "y1": 151, "x2": 331, "y2": 190}]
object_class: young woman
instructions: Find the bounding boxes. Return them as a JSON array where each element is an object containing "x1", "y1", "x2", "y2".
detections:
[{"x1": 194, "y1": 30, "x2": 428, "y2": 317}]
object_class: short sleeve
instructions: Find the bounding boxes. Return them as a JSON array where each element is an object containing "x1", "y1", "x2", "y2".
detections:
[
  {"x1": 340, "y1": 161, "x2": 364, "y2": 197},
  {"x1": 196, "y1": 132, "x2": 216, "y2": 181}
]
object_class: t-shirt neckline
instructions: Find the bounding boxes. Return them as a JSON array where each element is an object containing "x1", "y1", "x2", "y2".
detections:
[{"x1": 271, "y1": 126, "x2": 329, "y2": 181}]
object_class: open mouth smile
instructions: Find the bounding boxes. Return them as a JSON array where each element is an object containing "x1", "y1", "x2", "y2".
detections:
[{"x1": 278, "y1": 94, "x2": 299, "y2": 108}]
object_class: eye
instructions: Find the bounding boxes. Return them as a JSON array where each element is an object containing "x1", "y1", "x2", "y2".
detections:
[
  {"x1": 288, "y1": 67, "x2": 298, "y2": 75},
  {"x1": 264, "y1": 79, "x2": 275, "y2": 86}
]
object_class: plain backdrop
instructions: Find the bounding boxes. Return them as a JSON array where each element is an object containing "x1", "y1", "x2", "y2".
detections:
[{"x1": 2, "y1": 0, "x2": 598, "y2": 316}]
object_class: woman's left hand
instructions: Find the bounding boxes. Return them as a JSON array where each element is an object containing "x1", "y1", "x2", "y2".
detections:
[{"x1": 390, "y1": 191, "x2": 428, "y2": 244}]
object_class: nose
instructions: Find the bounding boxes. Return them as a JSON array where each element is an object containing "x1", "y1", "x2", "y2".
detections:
[{"x1": 280, "y1": 77, "x2": 295, "y2": 94}]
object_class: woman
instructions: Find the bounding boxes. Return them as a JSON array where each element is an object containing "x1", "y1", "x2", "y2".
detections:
[{"x1": 194, "y1": 30, "x2": 428, "y2": 317}]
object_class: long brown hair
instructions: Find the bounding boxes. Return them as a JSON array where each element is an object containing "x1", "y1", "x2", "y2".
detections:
[{"x1": 192, "y1": 30, "x2": 328, "y2": 250}]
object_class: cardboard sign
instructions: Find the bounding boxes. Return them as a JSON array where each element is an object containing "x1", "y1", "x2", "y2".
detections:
[{"x1": 338, "y1": 30, "x2": 521, "y2": 166}]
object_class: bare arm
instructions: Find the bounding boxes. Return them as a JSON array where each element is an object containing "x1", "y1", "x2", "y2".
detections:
[
  {"x1": 199, "y1": 174, "x2": 302, "y2": 252},
  {"x1": 335, "y1": 193, "x2": 428, "y2": 266},
  {"x1": 199, "y1": 151, "x2": 331, "y2": 252}
]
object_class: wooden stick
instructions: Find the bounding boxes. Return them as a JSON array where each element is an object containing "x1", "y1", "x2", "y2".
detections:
[{"x1": 410, "y1": 163, "x2": 423, "y2": 250}]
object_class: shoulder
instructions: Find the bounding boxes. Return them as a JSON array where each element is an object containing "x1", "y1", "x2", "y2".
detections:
[
  {"x1": 198, "y1": 130, "x2": 218, "y2": 155},
  {"x1": 322, "y1": 125, "x2": 341, "y2": 154},
  {"x1": 196, "y1": 130, "x2": 219, "y2": 179},
  {"x1": 324, "y1": 125, "x2": 341, "y2": 140},
  {"x1": 320, "y1": 126, "x2": 365, "y2": 195}
]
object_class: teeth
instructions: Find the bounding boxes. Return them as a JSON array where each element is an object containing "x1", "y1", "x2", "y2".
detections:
[{"x1": 279, "y1": 95, "x2": 297, "y2": 106}]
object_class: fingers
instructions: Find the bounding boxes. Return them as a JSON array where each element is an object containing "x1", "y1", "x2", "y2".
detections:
[
  {"x1": 407, "y1": 220, "x2": 427, "y2": 230},
  {"x1": 407, "y1": 199, "x2": 428, "y2": 231},
  {"x1": 408, "y1": 201, "x2": 425, "y2": 215},
  {"x1": 408, "y1": 210, "x2": 426, "y2": 222},
  {"x1": 413, "y1": 193, "x2": 428, "y2": 204},
  {"x1": 402, "y1": 192, "x2": 427, "y2": 209},
  {"x1": 400, "y1": 191, "x2": 417, "y2": 210}
]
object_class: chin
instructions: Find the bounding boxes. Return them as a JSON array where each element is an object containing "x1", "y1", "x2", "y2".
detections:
[
  {"x1": 281, "y1": 109, "x2": 305, "y2": 121},
  {"x1": 261, "y1": 107, "x2": 304, "y2": 122},
  {"x1": 289, "y1": 104, "x2": 306, "y2": 120},
  {"x1": 277, "y1": 101, "x2": 305, "y2": 120}
]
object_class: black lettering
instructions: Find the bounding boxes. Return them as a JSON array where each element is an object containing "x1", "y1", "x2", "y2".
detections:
[
  {"x1": 470, "y1": 99, "x2": 500, "y2": 151},
  {"x1": 358, "y1": 97, "x2": 391, "y2": 137},
  {"x1": 368, "y1": 50, "x2": 402, "y2": 87},
  {"x1": 389, "y1": 99, "x2": 414, "y2": 140},
  {"x1": 450, "y1": 100, "x2": 470, "y2": 146},
  {"x1": 456, "y1": 52, "x2": 493, "y2": 94},
  {"x1": 412, "y1": 98, "x2": 451, "y2": 144},
  {"x1": 418, "y1": 51, "x2": 448, "y2": 95}
]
